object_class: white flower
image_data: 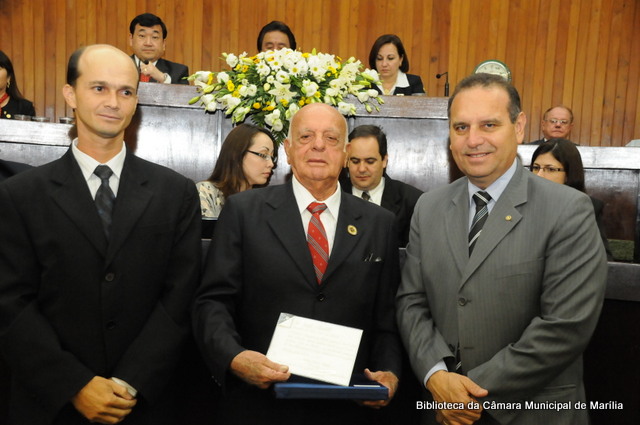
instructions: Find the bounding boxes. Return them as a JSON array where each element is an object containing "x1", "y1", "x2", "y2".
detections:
[
  {"x1": 368, "y1": 89, "x2": 378, "y2": 97},
  {"x1": 200, "y1": 94, "x2": 217, "y2": 112},
  {"x1": 285, "y1": 103, "x2": 300, "y2": 120},
  {"x1": 275, "y1": 70, "x2": 290, "y2": 83},
  {"x1": 246, "y1": 84, "x2": 258, "y2": 97},
  {"x1": 232, "y1": 106, "x2": 251, "y2": 122},
  {"x1": 338, "y1": 101, "x2": 356, "y2": 116},
  {"x1": 266, "y1": 75, "x2": 275, "y2": 84},
  {"x1": 265, "y1": 109, "x2": 282, "y2": 129},
  {"x1": 361, "y1": 69, "x2": 380, "y2": 83},
  {"x1": 271, "y1": 118, "x2": 284, "y2": 132},
  {"x1": 216, "y1": 72, "x2": 230, "y2": 84},
  {"x1": 219, "y1": 94, "x2": 241, "y2": 111},
  {"x1": 226, "y1": 53, "x2": 239, "y2": 68},
  {"x1": 356, "y1": 91, "x2": 370, "y2": 103},
  {"x1": 302, "y1": 80, "x2": 319, "y2": 98},
  {"x1": 192, "y1": 71, "x2": 212, "y2": 84},
  {"x1": 268, "y1": 81, "x2": 297, "y2": 104},
  {"x1": 256, "y1": 61, "x2": 271, "y2": 77}
]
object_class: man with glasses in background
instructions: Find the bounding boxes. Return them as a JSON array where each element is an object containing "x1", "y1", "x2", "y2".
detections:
[{"x1": 526, "y1": 105, "x2": 575, "y2": 145}]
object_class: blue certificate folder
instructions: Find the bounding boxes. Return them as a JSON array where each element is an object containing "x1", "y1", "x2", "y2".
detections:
[{"x1": 273, "y1": 374, "x2": 388, "y2": 400}]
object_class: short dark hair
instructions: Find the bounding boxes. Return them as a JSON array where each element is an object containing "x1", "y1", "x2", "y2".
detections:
[
  {"x1": 257, "y1": 21, "x2": 297, "y2": 51},
  {"x1": 368, "y1": 34, "x2": 410, "y2": 73},
  {"x1": 348, "y1": 125, "x2": 388, "y2": 159},
  {"x1": 207, "y1": 124, "x2": 277, "y2": 198},
  {"x1": 0, "y1": 50, "x2": 27, "y2": 101},
  {"x1": 448, "y1": 73, "x2": 521, "y2": 123},
  {"x1": 543, "y1": 105, "x2": 574, "y2": 123},
  {"x1": 66, "y1": 46, "x2": 87, "y2": 87},
  {"x1": 129, "y1": 13, "x2": 167, "y2": 39},
  {"x1": 530, "y1": 138, "x2": 585, "y2": 192}
]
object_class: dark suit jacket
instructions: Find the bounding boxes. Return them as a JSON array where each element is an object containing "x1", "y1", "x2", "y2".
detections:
[
  {"x1": 0, "y1": 97, "x2": 36, "y2": 119},
  {"x1": 0, "y1": 159, "x2": 32, "y2": 182},
  {"x1": 0, "y1": 149, "x2": 201, "y2": 424},
  {"x1": 341, "y1": 173, "x2": 423, "y2": 247},
  {"x1": 397, "y1": 163, "x2": 608, "y2": 424},
  {"x1": 525, "y1": 138, "x2": 546, "y2": 145},
  {"x1": 373, "y1": 73, "x2": 425, "y2": 96},
  {"x1": 193, "y1": 181, "x2": 402, "y2": 425},
  {"x1": 590, "y1": 196, "x2": 613, "y2": 260},
  {"x1": 132, "y1": 55, "x2": 190, "y2": 85}
]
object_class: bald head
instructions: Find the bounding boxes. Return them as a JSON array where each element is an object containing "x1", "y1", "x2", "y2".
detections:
[
  {"x1": 67, "y1": 44, "x2": 138, "y2": 87},
  {"x1": 285, "y1": 103, "x2": 349, "y2": 199}
]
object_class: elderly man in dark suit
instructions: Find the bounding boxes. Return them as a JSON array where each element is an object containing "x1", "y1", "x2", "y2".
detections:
[
  {"x1": 129, "y1": 13, "x2": 189, "y2": 85},
  {"x1": 526, "y1": 105, "x2": 574, "y2": 145},
  {"x1": 341, "y1": 124, "x2": 423, "y2": 247},
  {"x1": 0, "y1": 44, "x2": 200, "y2": 424},
  {"x1": 193, "y1": 103, "x2": 402, "y2": 425},
  {"x1": 396, "y1": 74, "x2": 607, "y2": 425}
]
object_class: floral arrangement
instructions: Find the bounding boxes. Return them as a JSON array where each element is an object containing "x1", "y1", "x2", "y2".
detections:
[{"x1": 188, "y1": 48, "x2": 384, "y2": 143}]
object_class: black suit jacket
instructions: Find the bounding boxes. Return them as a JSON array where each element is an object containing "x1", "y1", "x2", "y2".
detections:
[
  {"x1": 373, "y1": 73, "x2": 425, "y2": 96},
  {"x1": 132, "y1": 55, "x2": 190, "y2": 85},
  {"x1": 590, "y1": 196, "x2": 613, "y2": 260},
  {"x1": 0, "y1": 159, "x2": 32, "y2": 182},
  {"x1": 0, "y1": 149, "x2": 201, "y2": 424},
  {"x1": 193, "y1": 181, "x2": 401, "y2": 424},
  {"x1": 341, "y1": 172, "x2": 423, "y2": 247}
]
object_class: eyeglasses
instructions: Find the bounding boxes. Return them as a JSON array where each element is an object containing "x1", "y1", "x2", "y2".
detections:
[
  {"x1": 544, "y1": 118, "x2": 571, "y2": 126},
  {"x1": 246, "y1": 150, "x2": 275, "y2": 162},
  {"x1": 531, "y1": 165, "x2": 565, "y2": 173}
]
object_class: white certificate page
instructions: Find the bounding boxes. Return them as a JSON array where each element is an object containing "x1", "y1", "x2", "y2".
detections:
[{"x1": 266, "y1": 313, "x2": 363, "y2": 386}]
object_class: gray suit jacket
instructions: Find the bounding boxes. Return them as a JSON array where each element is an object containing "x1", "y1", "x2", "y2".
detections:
[{"x1": 396, "y1": 162, "x2": 607, "y2": 424}]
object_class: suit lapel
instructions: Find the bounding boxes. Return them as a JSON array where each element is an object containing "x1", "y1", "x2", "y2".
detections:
[
  {"x1": 445, "y1": 180, "x2": 470, "y2": 275},
  {"x1": 380, "y1": 178, "x2": 401, "y2": 214},
  {"x1": 461, "y1": 165, "x2": 527, "y2": 286},
  {"x1": 50, "y1": 150, "x2": 108, "y2": 256},
  {"x1": 322, "y1": 194, "x2": 362, "y2": 284},
  {"x1": 105, "y1": 154, "x2": 153, "y2": 265},
  {"x1": 265, "y1": 183, "x2": 317, "y2": 286}
]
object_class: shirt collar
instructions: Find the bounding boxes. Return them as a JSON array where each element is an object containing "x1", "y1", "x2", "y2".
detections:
[
  {"x1": 71, "y1": 138, "x2": 127, "y2": 182},
  {"x1": 292, "y1": 175, "x2": 341, "y2": 218},
  {"x1": 467, "y1": 158, "x2": 518, "y2": 205},
  {"x1": 351, "y1": 176, "x2": 385, "y2": 201},
  {"x1": 395, "y1": 71, "x2": 410, "y2": 88}
]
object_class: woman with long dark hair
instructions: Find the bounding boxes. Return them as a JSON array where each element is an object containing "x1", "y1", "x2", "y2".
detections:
[
  {"x1": 531, "y1": 138, "x2": 612, "y2": 259},
  {"x1": 197, "y1": 124, "x2": 277, "y2": 218},
  {"x1": 0, "y1": 50, "x2": 35, "y2": 119}
]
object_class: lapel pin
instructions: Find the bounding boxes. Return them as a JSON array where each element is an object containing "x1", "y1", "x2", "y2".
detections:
[
  {"x1": 505, "y1": 215, "x2": 512, "y2": 221},
  {"x1": 347, "y1": 225, "x2": 357, "y2": 236}
]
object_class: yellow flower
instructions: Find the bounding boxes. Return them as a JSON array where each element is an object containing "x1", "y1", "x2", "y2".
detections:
[
  {"x1": 253, "y1": 102, "x2": 261, "y2": 109},
  {"x1": 314, "y1": 91, "x2": 321, "y2": 98},
  {"x1": 280, "y1": 99, "x2": 289, "y2": 107},
  {"x1": 298, "y1": 99, "x2": 305, "y2": 106},
  {"x1": 305, "y1": 97, "x2": 312, "y2": 104},
  {"x1": 242, "y1": 65, "x2": 249, "y2": 73},
  {"x1": 226, "y1": 80, "x2": 235, "y2": 91},
  {"x1": 207, "y1": 73, "x2": 214, "y2": 85}
]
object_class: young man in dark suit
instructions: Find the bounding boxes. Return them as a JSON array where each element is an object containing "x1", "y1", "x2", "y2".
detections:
[
  {"x1": 342, "y1": 124, "x2": 423, "y2": 247},
  {"x1": 193, "y1": 103, "x2": 402, "y2": 425},
  {"x1": 0, "y1": 44, "x2": 200, "y2": 424},
  {"x1": 129, "y1": 13, "x2": 189, "y2": 85}
]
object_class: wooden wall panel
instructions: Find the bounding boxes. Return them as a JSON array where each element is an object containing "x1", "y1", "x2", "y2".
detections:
[{"x1": 0, "y1": 0, "x2": 638, "y2": 146}]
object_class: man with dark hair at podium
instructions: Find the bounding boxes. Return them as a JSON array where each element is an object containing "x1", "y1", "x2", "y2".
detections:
[
  {"x1": 193, "y1": 103, "x2": 402, "y2": 425},
  {"x1": 341, "y1": 124, "x2": 423, "y2": 247},
  {"x1": 526, "y1": 105, "x2": 574, "y2": 145},
  {"x1": 129, "y1": 13, "x2": 189, "y2": 84},
  {"x1": 0, "y1": 44, "x2": 200, "y2": 424}
]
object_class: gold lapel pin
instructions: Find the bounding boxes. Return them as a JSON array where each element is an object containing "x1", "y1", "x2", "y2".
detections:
[
  {"x1": 505, "y1": 215, "x2": 512, "y2": 221},
  {"x1": 347, "y1": 225, "x2": 357, "y2": 235}
]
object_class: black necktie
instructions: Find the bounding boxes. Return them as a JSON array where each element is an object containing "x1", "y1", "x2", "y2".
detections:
[
  {"x1": 94, "y1": 165, "x2": 116, "y2": 238},
  {"x1": 468, "y1": 191, "x2": 491, "y2": 255},
  {"x1": 361, "y1": 191, "x2": 371, "y2": 201}
]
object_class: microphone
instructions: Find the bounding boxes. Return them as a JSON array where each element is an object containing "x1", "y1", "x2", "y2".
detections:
[{"x1": 436, "y1": 72, "x2": 450, "y2": 97}]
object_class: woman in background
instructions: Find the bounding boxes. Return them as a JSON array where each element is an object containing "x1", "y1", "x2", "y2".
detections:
[
  {"x1": 0, "y1": 50, "x2": 35, "y2": 119},
  {"x1": 257, "y1": 21, "x2": 297, "y2": 52},
  {"x1": 368, "y1": 34, "x2": 424, "y2": 96},
  {"x1": 531, "y1": 138, "x2": 612, "y2": 259},
  {"x1": 197, "y1": 124, "x2": 276, "y2": 218}
]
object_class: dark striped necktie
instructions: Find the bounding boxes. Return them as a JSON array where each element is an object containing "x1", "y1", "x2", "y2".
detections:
[
  {"x1": 361, "y1": 191, "x2": 371, "y2": 201},
  {"x1": 94, "y1": 165, "x2": 116, "y2": 238},
  {"x1": 468, "y1": 191, "x2": 491, "y2": 255}
]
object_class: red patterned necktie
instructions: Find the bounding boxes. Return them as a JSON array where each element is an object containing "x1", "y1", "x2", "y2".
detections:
[
  {"x1": 140, "y1": 73, "x2": 151, "y2": 82},
  {"x1": 307, "y1": 202, "x2": 329, "y2": 284}
]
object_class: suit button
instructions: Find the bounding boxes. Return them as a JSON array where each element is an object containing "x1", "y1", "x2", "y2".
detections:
[
  {"x1": 106, "y1": 321, "x2": 117, "y2": 330},
  {"x1": 105, "y1": 273, "x2": 115, "y2": 282},
  {"x1": 316, "y1": 293, "x2": 326, "y2": 302},
  {"x1": 458, "y1": 297, "x2": 468, "y2": 306}
]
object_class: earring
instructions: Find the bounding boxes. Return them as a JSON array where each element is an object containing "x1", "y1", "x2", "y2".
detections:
[{"x1": 7, "y1": 79, "x2": 10, "y2": 88}]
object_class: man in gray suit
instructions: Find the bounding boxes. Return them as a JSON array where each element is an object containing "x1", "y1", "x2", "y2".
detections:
[{"x1": 396, "y1": 73, "x2": 607, "y2": 425}]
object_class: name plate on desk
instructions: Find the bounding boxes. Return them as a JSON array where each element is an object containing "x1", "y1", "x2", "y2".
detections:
[
  {"x1": 266, "y1": 313, "x2": 362, "y2": 386},
  {"x1": 274, "y1": 375, "x2": 388, "y2": 400}
]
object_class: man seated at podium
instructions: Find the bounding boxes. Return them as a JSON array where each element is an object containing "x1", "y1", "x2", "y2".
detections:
[
  {"x1": 341, "y1": 125, "x2": 423, "y2": 247},
  {"x1": 526, "y1": 105, "x2": 575, "y2": 145},
  {"x1": 129, "y1": 13, "x2": 189, "y2": 84},
  {"x1": 193, "y1": 103, "x2": 401, "y2": 425}
]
